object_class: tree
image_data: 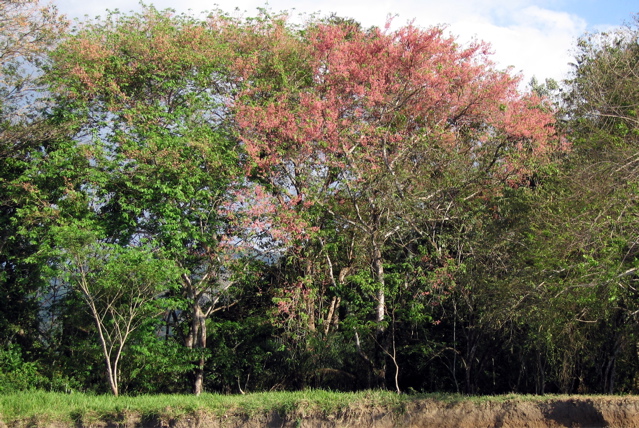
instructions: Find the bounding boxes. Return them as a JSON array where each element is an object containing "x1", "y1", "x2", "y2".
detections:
[
  {"x1": 565, "y1": 18, "x2": 639, "y2": 151},
  {"x1": 553, "y1": 17, "x2": 639, "y2": 393},
  {"x1": 235, "y1": 19, "x2": 561, "y2": 387},
  {"x1": 0, "y1": 0, "x2": 68, "y2": 355},
  {"x1": 47, "y1": 6, "x2": 251, "y2": 395},
  {"x1": 52, "y1": 222, "x2": 181, "y2": 396},
  {"x1": 0, "y1": 0, "x2": 68, "y2": 142},
  {"x1": 493, "y1": 16, "x2": 639, "y2": 394}
]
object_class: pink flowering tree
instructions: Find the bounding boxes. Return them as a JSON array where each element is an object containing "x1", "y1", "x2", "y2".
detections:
[{"x1": 235, "y1": 19, "x2": 562, "y2": 387}]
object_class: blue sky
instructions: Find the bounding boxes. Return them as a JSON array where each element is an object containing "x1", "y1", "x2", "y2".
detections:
[
  {"x1": 560, "y1": 0, "x2": 635, "y2": 28},
  {"x1": 54, "y1": 0, "x2": 637, "y2": 84}
]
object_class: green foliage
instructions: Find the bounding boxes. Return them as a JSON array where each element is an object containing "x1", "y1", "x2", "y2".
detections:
[
  {"x1": 0, "y1": 0, "x2": 71, "y2": 361},
  {"x1": 6, "y1": 1, "x2": 639, "y2": 397},
  {"x1": 124, "y1": 332, "x2": 196, "y2": 394},
  {"x1": 0, "y1": 345, "x2": 46, "y2": 393}
]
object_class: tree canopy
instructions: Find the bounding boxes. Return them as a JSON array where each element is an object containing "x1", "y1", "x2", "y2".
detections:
[{"x1": 2, "y1": 3, "x2": 639, "y2": 396}]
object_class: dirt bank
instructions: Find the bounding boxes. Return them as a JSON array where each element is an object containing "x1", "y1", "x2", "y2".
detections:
[
  {"x1": 398, "y1": 396, "x2": 639, "y2": 428},
  {"x1": 5, "y1": 396, "x2": 639, "y2": 427},
  {"x1": 170, "y1": 397, "x2": 639, "y2": 427},
  {"x1": 72, "y1": 396, "x2": 639, "y2": 428}
]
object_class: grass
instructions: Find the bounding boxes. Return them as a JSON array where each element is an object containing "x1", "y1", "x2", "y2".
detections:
[
  {"x1": 0, "y1": 390, "x2": 629, "y2": 426},
  {"x1": 0, "y1": 390, "x2": 407, "y2": 426}
]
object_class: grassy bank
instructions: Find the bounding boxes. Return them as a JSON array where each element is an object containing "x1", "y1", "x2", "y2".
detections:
[
  {"x1": 1, "y1": 390, "x2": 622, "y2": 427},
  {"x1": 0, "y1": 390, "x2": 409, "y2": 426}
]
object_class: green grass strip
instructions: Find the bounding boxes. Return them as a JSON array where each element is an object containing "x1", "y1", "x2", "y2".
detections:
[
  {"x1": 0, "y1": 390, "x2": 405, "y2": 425},
  {"x1": 1, "y1": 390, "x2": 616, "y2": 426}
]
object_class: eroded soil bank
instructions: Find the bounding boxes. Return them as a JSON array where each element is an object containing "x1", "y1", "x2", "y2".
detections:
[
  {"x1": 15, "y1": 396, "x2": 639, "y2": 428},
  {"x1": 168, "y1": 397, "x2": 639, "y2": 428}
]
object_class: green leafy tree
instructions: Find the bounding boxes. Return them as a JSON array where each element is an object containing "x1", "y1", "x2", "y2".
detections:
[
  {"x1": 501, "y1": 16, "x2": 639, "y2": 393},
  {"x1": 0, "y1": 0, "x2": 68, "y2": 351},
  {"x1": 52, "y1": 222, "x2": 181, "y2": 396},
  {"x1": 47, "y1": 6, "x2": 251, "y2": 395}
]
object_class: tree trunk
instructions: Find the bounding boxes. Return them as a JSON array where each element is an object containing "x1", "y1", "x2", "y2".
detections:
[
  {"x1": 305, "y1": 259, "x2": 316, "y2": 332},
  {"x1": 603, "y1": 336, "x2": 621, "y2": 394},
  {"x1": 372, "y1": 242, "x2": 385, "y2": 327},
  {"x1": 371, "y1": 239, "x2": 387, "y2": 388},
  {"x1": 187, "y1": 302, "x2": 207, "y2": 396},
  {"x1": 536, "y1": 350, "x2": 546, "y2": 395},
  {"x1": 463, "y1": 327, "x2": 478, "y2": 394},
  {"x1": 105, "y1": 355, "x2": 118, "y2": 396},
  {"x1": 324, "y1": 297, "x2": 338, "y2": 335},
  {"x1": 87, "y1": 296, "x2": 120, "y2": 396}
]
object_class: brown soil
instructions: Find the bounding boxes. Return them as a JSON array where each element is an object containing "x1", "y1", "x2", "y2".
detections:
[
  {"x1": 168, "y1": 397, "x2": 639, "y2": 427},
  {"x1": 5, "y1": 396, "x2": 639, "y2": 428}
]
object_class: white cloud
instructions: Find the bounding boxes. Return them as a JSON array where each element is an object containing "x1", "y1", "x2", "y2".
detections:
[{"x1": 425, "y1": 3, "x2": 587, "y2": 83}]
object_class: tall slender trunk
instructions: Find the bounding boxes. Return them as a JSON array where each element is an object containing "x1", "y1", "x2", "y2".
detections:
[
  {"x1": 536, "y1": 350, "x2": 545, "y2": 394},
  {"x1": 98, "y1": 329, "x2": 119, "y2": 396},
  {"x1": 463, "y1": 326, "x2": 478, "y2": 394},
  {"x1": 371, "y1": 238, "x2": 387, "y2": 387},
  {"x1": 187, "y1": 302, "x2": 207, "y2": 396},
  {"x1": 603, "y1": 336, "x2": 621, "y2": 394},
  {"x1": 373, "y1": 242, "x2": 385, "y2": 327},
  {"x1": 305, "y1": 259, "x2": 316, "y2": 332},
  {"x1": 86, "y1": 293, "x2": 120, "y2": 396}
]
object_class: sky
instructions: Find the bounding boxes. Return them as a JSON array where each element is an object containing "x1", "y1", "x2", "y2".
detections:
[{"x1": 54, "y1": 0, "x2": 638, "y2": 85}]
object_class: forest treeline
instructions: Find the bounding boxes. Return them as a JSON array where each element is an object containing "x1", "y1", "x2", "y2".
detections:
[{"x1": 2, "y1": 0, "x2": 639, "y2": 396}]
